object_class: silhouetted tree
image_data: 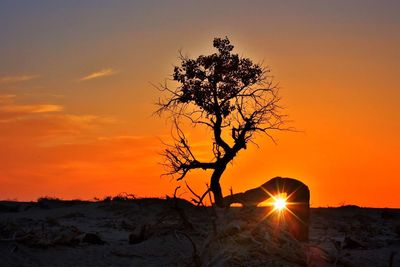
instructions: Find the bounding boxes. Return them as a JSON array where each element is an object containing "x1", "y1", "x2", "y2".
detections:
[{"x1": 157, "y1": 37, "x2": 287, "y2": 207}]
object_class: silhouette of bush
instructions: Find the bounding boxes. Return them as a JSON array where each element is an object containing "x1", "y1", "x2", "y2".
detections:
[
  {"x1": 36, "y1": 197, "x2": 87, "y2": 209},
  {"x1": 101, "y1": 193, "x2": 136, "y2": 202}
]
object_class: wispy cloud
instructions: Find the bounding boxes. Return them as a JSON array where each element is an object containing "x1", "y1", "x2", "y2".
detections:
[
  {"x1": 97, "y1": 135, "x2": 146, "y2": 141},
  {"x1": 79, "y1": 68, "x2": 118, "y2": 81},
  {"x1": 0, "y1": 94, "x2": 16, "y2": 103},
  {"x1": 0, "y1": 104, "x2": 63, "y2": 114},
  {"x1": 0, "y1": 75, "x2": 38, "y2": 84},
  {"x1": 61, "y1": 114, "x2": 118, "y2": 126}
]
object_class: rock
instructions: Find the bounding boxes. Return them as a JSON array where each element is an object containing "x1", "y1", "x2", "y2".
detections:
[
  {"x1": 53, "y1": 226, "x2": 81, "y2": 246},
  {"x1": 343, "y1": 236, "x2": 365, "y2": 249},
  {"x1": 223, "y1": 220, "x2": 246, "y2": 236},
  {"x1": 82, "y1": 233, "x2": 105, "y2": 245},
  {"x1": 129, "y1": 225, "x2": 147, "y2": 244},
  {"x1": 223, "y1": 177, "x2": 310, "y2": 241}
]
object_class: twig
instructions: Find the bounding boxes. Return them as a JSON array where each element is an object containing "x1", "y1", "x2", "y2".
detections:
[
  {"x1": 173, "y1": 186, "x2": 181, "y2": 198},
  {"x1": 185, "y1": 181, "x2": 210, "y2": 207},
  {"x1": 174, "y1": 230, "x2": 201, "y2": 267},
  {"x1": 172, "y1": 186, "x2": 193, "y2": 230}
]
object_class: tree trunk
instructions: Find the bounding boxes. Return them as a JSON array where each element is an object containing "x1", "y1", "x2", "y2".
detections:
[{"x1": 210, "y1": 165, "x2": 226, "y2": 207}]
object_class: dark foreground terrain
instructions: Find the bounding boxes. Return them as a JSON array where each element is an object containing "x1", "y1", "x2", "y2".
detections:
[{"x1": 0, "y1": 197, "x2": 399, "y2": 267}]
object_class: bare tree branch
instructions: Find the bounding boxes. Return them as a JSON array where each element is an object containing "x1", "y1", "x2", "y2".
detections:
[
  {"x1": 185, "y1": 181, "x2": 210, "y2": 207},
  {"x1": 156, "y1": 37, "x2": 291, "y2": 207}
]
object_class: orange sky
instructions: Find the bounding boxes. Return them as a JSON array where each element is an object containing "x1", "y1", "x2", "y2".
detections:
[{"x1": 0, "y1": 1, "x2": 399, "y2": 207}]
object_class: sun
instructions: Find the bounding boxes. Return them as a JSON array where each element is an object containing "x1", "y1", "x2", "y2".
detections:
[
  {"x1": 258, "y1": 193, "x2": 291, "y2": 222},
  {"x1": 273, "y1": 197, "x2": 287, "y2": 211}
]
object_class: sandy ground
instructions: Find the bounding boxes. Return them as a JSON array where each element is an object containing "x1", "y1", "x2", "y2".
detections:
[{"x1": 0, "y1": 198, "x2": 399, "y2": 267}]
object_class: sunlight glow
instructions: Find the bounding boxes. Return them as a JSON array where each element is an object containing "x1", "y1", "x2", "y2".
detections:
[
  {"x1": 274, "y1": 197, "x2": 287, "y2": 211},
  {"x1": 257, "y1": 188, "x2": 308, "y2": 227}
]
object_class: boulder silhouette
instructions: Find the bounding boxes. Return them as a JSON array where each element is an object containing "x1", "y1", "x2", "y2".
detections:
[{"x1": 224, "y1": 177, "x2": 310, "y2": 241}]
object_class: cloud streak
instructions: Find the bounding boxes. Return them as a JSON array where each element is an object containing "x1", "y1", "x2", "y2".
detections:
[
  {"x1": 0, "y1": 95, "x2": 63, "y2": 121},
  {"x1": 79, "y1": 68, "x2": 118, "y2": 81},
  {"x1": 0, "y1": 104, "x2": 63, "y2": 114},
  {"x1": 0, "y1": 75, "x2": 38, "y2": 84},
  {"x1": 0, "y1": 94, "x2": 16, "y2": 103}
]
